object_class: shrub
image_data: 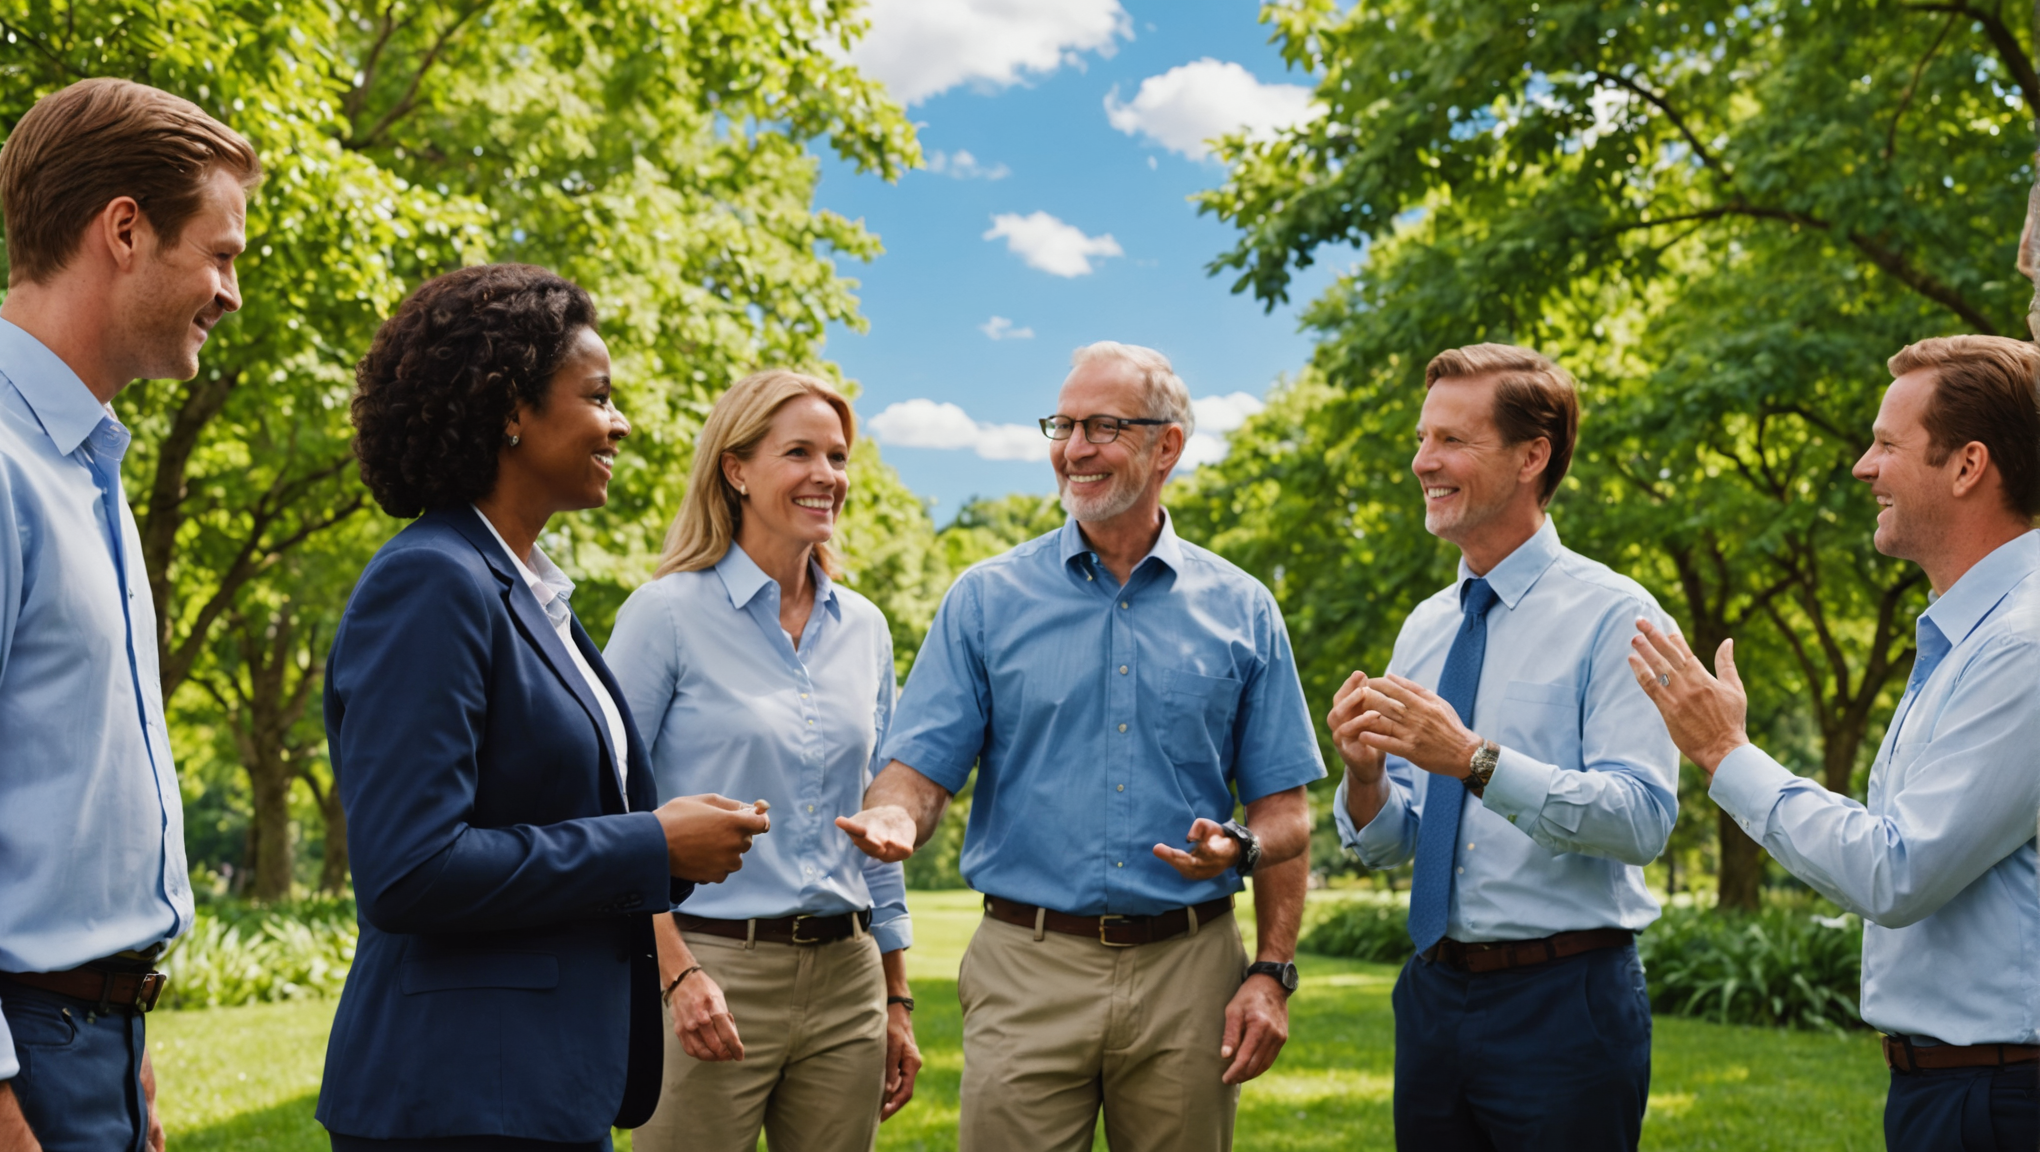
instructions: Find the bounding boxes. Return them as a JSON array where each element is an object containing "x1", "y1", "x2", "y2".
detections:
[
  {"x1": 158, "y1": 902, "x2": 357, "y2": 1010},
  {"x1": 1638, "y1": 901, "x2": 1863, "y2": 1032},
  {"x1": 1298, "y1": 892, "x2": 1415, "y2": 964}
]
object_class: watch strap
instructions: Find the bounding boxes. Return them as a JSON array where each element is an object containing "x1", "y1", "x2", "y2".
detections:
[{"x1": 1245, "y1": 960, "x2": 1298, "y2": 995}]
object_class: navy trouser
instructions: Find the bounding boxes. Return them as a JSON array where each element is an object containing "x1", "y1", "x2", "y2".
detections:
[
  {"x1": 0, "y1": 976, "x2": 149, "y2": 1152},
  {"x1": 1884, "y1": 1062, "x2": 2039, "y2": 1151},
  {"x1": 1391, "y1": 942, "x2": 1652, "y2": 1152}
]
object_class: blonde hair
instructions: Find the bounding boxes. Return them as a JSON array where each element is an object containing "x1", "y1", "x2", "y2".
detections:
[{"x1": 654, "y1": 369, "x2": 857, "y2": 579}]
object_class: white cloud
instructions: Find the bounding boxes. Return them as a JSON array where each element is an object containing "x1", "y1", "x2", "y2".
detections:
[
  {"x1": 980, "y1": 316, "x2": 1035, "y2": 340},
  {"x1": 927, "y1": 149, "x2": 1011, "y2": 180},
  {"x1": 1179, "y1": 392, "x2": 1266, "y2": 468},
  {"x1": 983, "y1": 211, "x2": 1124, "y2": 277},
  {"x1": 1104, "y1": 58, "x2": 1318, "y2": 160},
  {"x1": 868, "y1": 399, "x2": 1049, "y2": 461},
  {"x1": 847, "y1": 0, "x2": 1130, "y2": 106}
]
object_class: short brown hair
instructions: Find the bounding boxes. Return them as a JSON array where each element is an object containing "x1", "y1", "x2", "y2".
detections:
[
  {"x1": 0, "y1": 78, "x2": 261, "y2": 285},
  {"x1": 1425, "y1": 342, "x2": 1581, "y2": 506},
  {"x1": 1887, "y1": 335, "x2": 2040, "y2": 519}
]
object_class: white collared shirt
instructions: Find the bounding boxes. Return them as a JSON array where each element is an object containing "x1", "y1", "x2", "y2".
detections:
[{"x1": 473, "y1": 508, "x2": 629, "y2": 793}]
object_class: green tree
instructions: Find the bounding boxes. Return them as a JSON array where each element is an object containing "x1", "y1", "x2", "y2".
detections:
[
  {"x1": 0, "y1": 0, "x2": 923, "y2": 898},
  {"x1": 1189, "y1": 0, "x2": 2033, "y2": 907}
]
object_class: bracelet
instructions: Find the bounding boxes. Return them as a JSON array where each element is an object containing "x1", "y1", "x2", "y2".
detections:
[
  {"x1": 886, "y1": 995, "x2": 915, "y2": 1013},
  {"x1": 662, "y1": 965, "x2": 703, "y2": 1006}
]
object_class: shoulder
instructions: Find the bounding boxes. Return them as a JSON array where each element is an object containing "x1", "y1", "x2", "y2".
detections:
[
  {"x1": 1171, "y1": 537, "x2": 1279, "y2": 610},
  {"x1": 946, "y1": 529, "x2": 1062, "y2": 596},
  {"x1": 620, "y1": 567, "x2": 723, "y2": 617},
  {"x1": 830, "y1": 582, "x2": 890, "y2": 636},
  {"x1": 350, "y1": 517, "x2": 498, "y2": 613},
  {"x1": 1398, "y1": 582, "x2": 1464, "y2": 638},
  {"x1": 1542, "y1": 546, "x2": 1667, "y2": 622}
]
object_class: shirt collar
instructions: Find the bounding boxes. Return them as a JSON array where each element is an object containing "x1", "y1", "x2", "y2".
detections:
[
  {"x1": 471, "y1": 505, "x2": 573, "y2": 608},
  {"x1": 1456, "y1": 515, "x2": 1563, "y2": 610},
  {"x1": 0, "y1": 317, "x2": 114, "y2": 457},
  {"x1": 1058, "y1": 508, "x2": 1185, "y2": 576},
  {"x1": 713, "y1": 542, "x2": 839, "y2": 613},
  {"x1": 1919, "y1": 530, "x2": 2039, "y2": 649}
]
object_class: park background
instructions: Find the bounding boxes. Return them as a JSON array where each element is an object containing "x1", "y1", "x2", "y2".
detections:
[{"x1": 5, "y1": 0, "x2": 2033, "y2": 1147}]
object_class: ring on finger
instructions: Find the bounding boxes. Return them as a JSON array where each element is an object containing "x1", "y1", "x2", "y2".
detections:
[{"x1": 1657, "y1": 671, "x2": 1671, "y2": 687}]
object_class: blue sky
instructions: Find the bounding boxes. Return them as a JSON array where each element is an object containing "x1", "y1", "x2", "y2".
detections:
[{"x1": 818, "y1": 0, "x2": 1356, "y2": 518}]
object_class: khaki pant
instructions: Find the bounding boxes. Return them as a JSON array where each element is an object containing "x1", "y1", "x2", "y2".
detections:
[
  {"x1": 633, "y1": 928, "x2": 887, "y2": 1152},
  {"x1": 956, "y1": 908, "x2": 1248, "y2": 1152}
]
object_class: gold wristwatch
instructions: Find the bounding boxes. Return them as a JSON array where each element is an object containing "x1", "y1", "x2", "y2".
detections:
[{"x1": 1464, "y1": 739, "x2": 1500, "y2": 796}]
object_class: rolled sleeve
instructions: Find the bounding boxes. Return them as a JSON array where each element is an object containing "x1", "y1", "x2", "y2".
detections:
[
  {"x1": 865, "y1": 855, "x2": 913, "y2": 953},
  {"x1": 880, "y1": 576, "x2": 989, "y2": 794},
  {"x1": 1229, "y1": 599, "x2": 1327, "y2": 803}
]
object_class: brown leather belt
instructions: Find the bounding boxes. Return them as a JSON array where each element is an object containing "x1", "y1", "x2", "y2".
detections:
[
  {"x1": 677, "y1": 910, "x2": 871, "y2": 946},
  {"x1": 1884, "y1": 1035, "x2": 2040, "y2": 1074},
  {"x1": 1424, "y1": 928, "x2": 1635, "y2": 974},
  {"x1": 985, "y1": 895, "x2": 1235, "y2": 947},
  {"x1": 1, "y1": 967, "x2": 167, "y2": 1013}
]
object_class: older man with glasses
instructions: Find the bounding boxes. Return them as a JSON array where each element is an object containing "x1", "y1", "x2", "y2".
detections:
[{"x1": 839, "y1": 341, "x2": 1324, "y2": 1152}]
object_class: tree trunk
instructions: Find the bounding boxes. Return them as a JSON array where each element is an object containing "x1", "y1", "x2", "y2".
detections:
[
  {"x1": 1716, "y1": 807, "x2": 1764, "y2": 912},
  {"x1": 247, "y1": 746, "x2": 295, "y2": 902}
]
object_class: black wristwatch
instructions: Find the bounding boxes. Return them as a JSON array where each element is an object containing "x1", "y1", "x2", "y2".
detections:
[
  {"x1": 1246, "y1": 960, "x2": 1298, "y2": 996},
  {"x1": 1219, "y1": 819, "x2": 1262, "y2": 876}
]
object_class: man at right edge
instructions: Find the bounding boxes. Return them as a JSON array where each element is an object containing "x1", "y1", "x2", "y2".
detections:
[{"x1": 1630, "y1": 335, "x2": 2039, "y2": 1151}]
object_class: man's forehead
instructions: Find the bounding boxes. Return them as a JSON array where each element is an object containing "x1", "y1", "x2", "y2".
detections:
[
  {"x1": 1058, "y1": 357, "x2": 1143, "y2": 406},
  {"x1": 1418, "y1": 375, "x2": 1499, "y2": 429}
]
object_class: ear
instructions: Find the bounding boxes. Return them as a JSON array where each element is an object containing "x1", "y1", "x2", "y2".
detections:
[
  {"x1": 721, "y1": 451, "x2": 747, "y2": 495},
  {"x1": 93, "y1": 197, "x2": 150, "y2": 273},
  {"x1": 1517, "y1": 436, "x2": 1552, "y2": 490},
  {"x1": 1153, "y1": 422, "x2": 1186, "y2": 477},
  {"x1": 1948, "y1": 440, "x2": 1994, "y2": 501}
]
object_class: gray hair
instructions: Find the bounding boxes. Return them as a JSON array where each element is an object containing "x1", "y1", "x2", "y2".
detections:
[{"x1": 1070, "y1": 341, "x2": 1195, "y2": 436}]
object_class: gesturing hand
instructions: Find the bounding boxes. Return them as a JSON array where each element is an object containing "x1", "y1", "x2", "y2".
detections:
[
  {"x1": 669, "y1": 968, "x2": 744, "y2": 1062},
  {"x1": 1628, "y1": 619, "x2": 1749, "y2": 777},
  {"x1": 1153, "y1": 818, "x2": 1242, "y2": 880},
  {"x1": 657, "y1": 794, "x2": 771, "y2": 883},
  {"x1": 1326, "y1": 670, "x2": 1388, "y2": 780},
  {"x1": 1219, "y1": 972, "x2": 1290, "y2": 1085},
  {"x1": 1349, "y1": 675, "x2": 1480, "y2": 778},
  {"x1": 836, "y1": 805, "x2": 919, "y2": 863}
]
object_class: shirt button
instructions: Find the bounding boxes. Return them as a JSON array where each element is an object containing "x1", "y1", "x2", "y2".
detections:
[
  {"x1": 1466, "y1": 842, "x2": 1475, "y2": 850},
  {"x1": 807, "y1": 805, "x2": 815, "y2": 813},
  {"x1": 1117, "y1": 784, "x2": 1125, "y2": 792},
  {"x1": 1087, "y1": 573, "x2": 1094, "y2": 581},
  {"x1": 806, "y1": 719, "x2": 813, "y2": 726},
  {"x1": 1456, "y1": 866, "x2": 1464, "y2": 874},
  {"x1": 1120, "y1": 601, "x2": 1129, "y2": 609},
  {"x1": 1116, "y1": 861, "x2": 1124, "y2": 868},
  {"x1": 1119, "y1": 665, "x2": 1128, "y2": 675},
  {"x1": 800, "y1": 693, "x2": 808, "y2": 699},
  {"x1": 1118, "y1": 723, "x2": 1127, "y2": 733}
]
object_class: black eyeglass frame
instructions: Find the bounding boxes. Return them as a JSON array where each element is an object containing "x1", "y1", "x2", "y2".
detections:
[{"x1": 1038, "y1": 414, "x2": 1174, "y2": 444}]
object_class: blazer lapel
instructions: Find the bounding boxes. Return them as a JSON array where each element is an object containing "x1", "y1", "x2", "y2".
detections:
[{"x1": 440, "y1": 507, "x2": 621, "y2": 809}]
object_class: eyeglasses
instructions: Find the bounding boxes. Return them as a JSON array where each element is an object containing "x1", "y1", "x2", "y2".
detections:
[{"x1": 1039, "y1": 415, "x2": 1174, "y2": 444}]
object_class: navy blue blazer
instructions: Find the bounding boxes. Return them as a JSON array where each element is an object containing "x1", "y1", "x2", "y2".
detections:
[{"x1": 315, "y1": 506, "x2": 688, "y2": 1143}]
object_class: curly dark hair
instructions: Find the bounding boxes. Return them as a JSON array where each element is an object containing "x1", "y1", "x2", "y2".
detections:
[{"x1": 351, "y1": 263, "x2": 598, "y2": 518}]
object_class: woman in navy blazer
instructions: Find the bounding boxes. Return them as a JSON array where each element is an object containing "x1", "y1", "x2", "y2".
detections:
[{"x1": 316, "y1": 264, "x2": 771, "y2": 1151}]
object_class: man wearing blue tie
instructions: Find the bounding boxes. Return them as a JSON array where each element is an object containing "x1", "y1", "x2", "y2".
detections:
[
  {"x1": 1630, "y1": 335, "x2": 2038, "y2": 1151},
  {"x1": 1328, "y1": 343, "x2": 1679, "y2": 1151}
]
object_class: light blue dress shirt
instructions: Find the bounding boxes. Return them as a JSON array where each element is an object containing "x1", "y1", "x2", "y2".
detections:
[
  {"x1": 880, "y1": 513, "x2": 1326, "y2": 917},
  {"x1": 1711, "y1": 531, "x2": 2040, "y2": 1046},
  {"x1": 605, "y1": 545, "x2": 910, "y2": 953},
  {"x1": 0, "y1": 319, "x2": 189, "y2": 1079},
  {"x1": 1333, "y1": 518, "x2": 1679, "y2": 941}
]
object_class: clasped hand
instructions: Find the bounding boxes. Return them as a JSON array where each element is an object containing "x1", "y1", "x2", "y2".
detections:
[
  {"x1": 1327, "y1": 670, "x2": 1479, "y2": 778},
  {"x1": 654, "y1": 794, "x2": 771, "y2": 883}
]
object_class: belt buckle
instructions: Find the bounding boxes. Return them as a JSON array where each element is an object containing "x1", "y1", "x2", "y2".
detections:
[
  {"x1": 1098, "y1": 914, "x2": 1138, "y2": 948},
  {"x1": 789, "y1": 915, "x2": 821, "y2": 945},
  {"x1": 135, "y1": 972, "x2": 166, "y2": 1013}
]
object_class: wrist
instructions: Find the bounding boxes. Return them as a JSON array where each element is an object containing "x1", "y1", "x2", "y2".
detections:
[{"x1": 1695, "y1": 734, "x2": 1751, "y2": 778}]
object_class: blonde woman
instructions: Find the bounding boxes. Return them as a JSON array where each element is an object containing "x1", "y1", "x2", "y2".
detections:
[{"x1": 605, "y1": 370, "x2": 919, "y2": 1151}]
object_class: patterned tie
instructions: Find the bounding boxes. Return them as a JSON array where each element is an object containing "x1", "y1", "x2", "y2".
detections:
[{"x1": 1407, "y1": 577, "x2": 1500, "y2": 955}]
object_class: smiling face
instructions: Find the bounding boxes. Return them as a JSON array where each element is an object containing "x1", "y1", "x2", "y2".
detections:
[
  {"x1": 1853, "y1": 368, "x2": 1958, "y2": 564},
  {"x1": 724, "y1": 394, "x2": 850, "y2": 551},
  {"x1": 113, "y1": 165, "x2": 247, "y2": 382},
  {"x1": 1412, "y1": 375, "x2": 1549, "y2": 549},
  {"x1": 1051, "y1": 356, "x2": 1182, "y2": 523},
  {"x1": 503, "y1": 326, "x2": 629, "y2": 512}
]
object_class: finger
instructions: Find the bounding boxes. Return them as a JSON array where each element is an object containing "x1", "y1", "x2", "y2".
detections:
[
  {"x1": 1153, "y1": 843, "x2": 1197, "y2": 866},
  {"x1": 1628, "y1": 632, "x2": 1675, "y2": 679},
  {"x1": 1634, "y1": 618, "x2": 1685, "y2": 666},
  {"x1": 1663, "y1": 627, "x2": 1699, "y2": 664},
  {"x1": 1219, "y1": 1001, "x2": 1244, "y2": 1060},
  {"x1": 686, "y1": 1022, "x2": 725, "y2": 1061},
  {"x1": 834, "y1": 814, "x2": 866, "y2": 837},
  {"x1": 1626, "y1": 653, "x2": 1663, "y2": 697},
  {"x1": 733, "y1": 810, "x2": 772, "y2": 833},
  {"x1": 1223, "y1": 1021, "x2": 1266, "y2": 1084},
  {"x1": 1356, "y1": 730, "x2": 1421, "y2": 762},
  {"x1": 694, "y1": 793, "x2": 747, "y2": 811},
  {"x1": 1239, "y1": 1027, "x2": 1284, "y2": 1083},
  {"x1": 752, "y1": 799, "x2": 771, "y2": 814},
  {"x1": 1716, "y1": 638, "x2": 1744, "y2": 692},
  {"x1": 1363, "y1": 680, "x2": 1416, "y2": 709},
  {"x1": 1383, "y1": 673, "x2": 1434, "y2": 699},
  {"x1": 1185, "y1": 817, "x2": 1224, "y2": 843},
  {"x1": 1331, "y1": 670, "x2": 1366, "y2": 707},
  {"x1": 712, "y1": 1012, "x2": 746, "y2": 1061}
]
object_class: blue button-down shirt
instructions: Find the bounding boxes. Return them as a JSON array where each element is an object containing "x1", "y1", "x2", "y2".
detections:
[
  {"x1": 1333, "y1": 518, "x2": 1679, "y2": 941},
  {"x1": 1711, "y1": 531, "x2": 2040, "y2": 1046},
  {"x1": 605, "y1": 545, "x2": 910, "y2": 952},
  {"x1": 0, "y1": 319, "x2": 189, "y2": 1078},
  {"x1": 881, "y1": 513, "x2": 1325, "y2": 917}
]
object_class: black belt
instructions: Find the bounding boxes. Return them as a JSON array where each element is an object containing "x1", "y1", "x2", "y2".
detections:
[
  {"x1": 1, "y1": 966, "x2": 167, "y2": 1013},
  {"x1": 677, "y1": 910, "x2": 871, "y2": 945},
  {"x1": 1422, "y1": 928, "x2": 1635, "y2": 974},
  {"x1": 984, "y1": 895, "x2": 1235, "y2": 947}
]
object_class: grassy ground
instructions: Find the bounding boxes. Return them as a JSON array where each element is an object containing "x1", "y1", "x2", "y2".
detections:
[{"x1": 149, "y1": 891, "x2": 1887, "y2": 1150}]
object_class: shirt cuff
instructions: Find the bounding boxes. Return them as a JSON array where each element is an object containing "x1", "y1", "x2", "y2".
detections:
[
  {"x1": 1708, "y1": 743, "x2": 1794, "y2": 837},
  {"x1": 878, "y1": 739, "x2": 973, "y2": 795},
  {"x1": 871, "y1": 914, "x2": 912, "y2": 954},
  {"x1": 0, "y1": 1001, "x2": 16, "y2": 1080},
  {"x1": 1479, "y1": 746, "x2": 1557, "y2": 827},
  {"x1": 1237, "y1": 757, "x2": 1328, "y2": 805},
  {"x1": 1350, "y1": 778, "x2": 1413, "y2": 865}
]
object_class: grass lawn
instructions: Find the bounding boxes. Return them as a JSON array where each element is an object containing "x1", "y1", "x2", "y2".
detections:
[{"x1": 149, "y1": 891, "x2": 1887, "y2": 1150}]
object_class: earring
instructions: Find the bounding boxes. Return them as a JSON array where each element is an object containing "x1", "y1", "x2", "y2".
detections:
[
  {"x1": 738, "y1": 484, "x2": 748, "y2": 496},
  {"x1": 506, "y1": 434, "x2": 521, "y2": 447}
]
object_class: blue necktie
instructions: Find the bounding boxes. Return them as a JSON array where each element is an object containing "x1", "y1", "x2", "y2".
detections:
[
  {"x1": 1888, "y1": 616, "x2": 1949, "y2": 744},
  {"x1": 1407, "y1": 577, "x2": 1499, "y2": 955}
]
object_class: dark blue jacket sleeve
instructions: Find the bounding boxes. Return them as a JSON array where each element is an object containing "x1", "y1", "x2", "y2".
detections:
[{"x1": 329, "y1": 546, "x2": 672, "y2": 935}]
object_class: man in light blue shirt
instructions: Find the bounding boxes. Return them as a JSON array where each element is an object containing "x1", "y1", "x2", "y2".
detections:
[
  {"x1": 0, "y1": 79, "x2": 258, "y2": 1151},
  {"x1": 1328, "y1": 344, "x2": 1676, "y2": 1151},
  {"x1": 840, "y1": 342, "x2": 1324, "y2": 1152},
  {"x1": 1632, "y1": 335, "x2": 2039, "y2": 1151}
]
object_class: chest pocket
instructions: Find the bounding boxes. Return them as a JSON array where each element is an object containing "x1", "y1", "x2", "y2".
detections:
[
  {"x1": 1159, "y1": 670, "x2": 1244, "y2": 767},
  {"x1": 1493, "y1": 679, "x2": 1581, "y2": 769}
]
